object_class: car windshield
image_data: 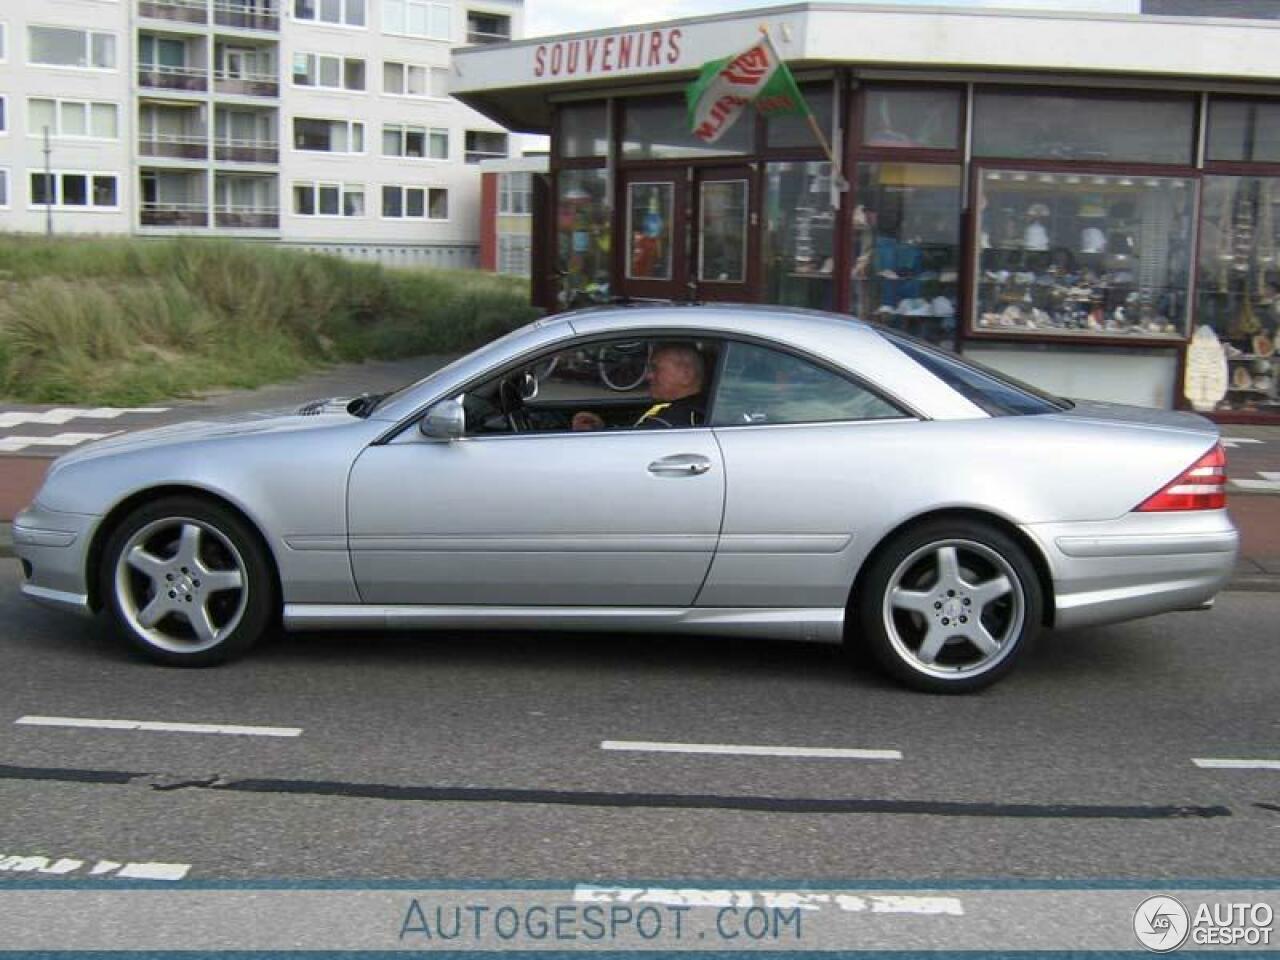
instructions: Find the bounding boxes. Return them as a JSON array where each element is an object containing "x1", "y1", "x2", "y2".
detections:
[{"x1": 878, "y1": 328, "x2": 1072, "y2": 417}]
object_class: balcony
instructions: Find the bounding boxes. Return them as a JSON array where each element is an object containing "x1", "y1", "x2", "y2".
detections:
[
  {"x1": 215, "y1": 138, "x2": 279, "y2": 164},
  {"x1": 214, "y1": 69, "x2": 279, "y2": 98},
  {"x1": 139, "y1": 0, "x2": 209, "y2": 23},
  {"x1": 141, "y1": 202, "x2": 209, "y2": 227},
  {"x1": 139, "y1": 132, "x2": 210, "y2": 160},
  {"x1": 139, "y1": 64, "x2": 209, "y2": 93},
  {"x1": 213, "y1": 0, "x2": 280, "y2": 32},
  {"x1": 215, "y1": 205, "x2": 279, "y2": 229}
]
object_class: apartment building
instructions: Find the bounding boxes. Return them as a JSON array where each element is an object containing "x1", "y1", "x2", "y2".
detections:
[{"x1": 0, "y1": 0, "x2": 521, "y2": 266}]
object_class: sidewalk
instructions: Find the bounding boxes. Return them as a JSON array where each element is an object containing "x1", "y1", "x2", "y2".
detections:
[{"x1": 1, "y1": 357, "x2": 1277, "y2": 591}]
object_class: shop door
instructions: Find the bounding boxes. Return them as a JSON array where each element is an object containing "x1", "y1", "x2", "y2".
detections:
[
  {"x1": 693, "y1": 166, "x2": 757, "y2": 302},
  {"x1": 619, "y1": 170, "x2": 687, "y2": 301}
]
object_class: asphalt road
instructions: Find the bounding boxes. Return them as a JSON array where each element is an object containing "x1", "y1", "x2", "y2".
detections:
[{"x1": 1, "y1": 564, "x2": 1278, "y2": 884}]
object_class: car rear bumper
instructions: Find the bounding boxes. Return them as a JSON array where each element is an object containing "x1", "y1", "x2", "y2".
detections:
[
  {"x1": 1021, "y1": 510, "x2": 1239, "y2": 630},
  {"x1": 12, "y1": 504, "x2": 98, "y2": 618}
]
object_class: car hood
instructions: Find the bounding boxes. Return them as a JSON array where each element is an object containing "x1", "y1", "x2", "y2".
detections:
[
  {"x1": 1053, "y1": 398, "x2": 1218, "y2": 436},
  {"x1": 50, "y1": 406, "x2": 355, "y2": 467}
]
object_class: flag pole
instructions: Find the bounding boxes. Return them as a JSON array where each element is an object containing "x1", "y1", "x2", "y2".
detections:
[{"x1": 758, "y1": 25, "x2": 847, "y2": 190}]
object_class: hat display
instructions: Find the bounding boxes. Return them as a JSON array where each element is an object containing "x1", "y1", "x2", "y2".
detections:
[{"x1": 1080, "y1": 227, "x2": 1107, "y2": 254}]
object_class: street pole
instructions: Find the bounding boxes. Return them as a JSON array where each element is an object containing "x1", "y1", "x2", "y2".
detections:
[{"x1": 43, "y1": 126, "x2": 53, "y2": 237}]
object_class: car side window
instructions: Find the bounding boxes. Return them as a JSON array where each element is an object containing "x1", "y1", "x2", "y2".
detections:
[{"x1": 710, "y1": 341, "x2": 906, "y2": 427}]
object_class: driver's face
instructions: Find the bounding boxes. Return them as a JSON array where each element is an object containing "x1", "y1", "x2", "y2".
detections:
[{"x1": 646, "y1": 351, "x2": 694, "y2": 402}]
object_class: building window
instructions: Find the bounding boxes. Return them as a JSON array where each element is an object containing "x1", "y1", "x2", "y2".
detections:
[
  {"x1": 464, "y1": 129, "x2": 507, "y2": 163},
  {"x1": 973, "y1": 168, "x2": 1194, "y2": 340},
  {"x1": 29, "y1": 171, "x2": 119, "y2": 209},
  {"x1": 293, "y1": 117, "x2": 364, "y2": 153},
  {"x1": 1207, "y1": 98, "x2": 1280, "y2": 165},
  {"x1": 498, "y1": 172, "x2": 531, "y2": 214},
  {"x1": 497, "y1": 233, "x2": 531, "y2": 275},
  {"x1": 0, "y1": 169, "x2": 8, "y2": 208},
  {"x1": 0, "y1": 97, "x2": 6, "y2": 134},
  {"x1": 28, "y1": 26, "x2": 117, "y2": 70},
  {"x1": 294, "y1": 0, "x2": 366, "y2": 27},
  {"x1": 973, "y1": 89, "x2": 1195, "y2": 165},
  {"x1": 382, "y1": 60, "x2": 448, "y2": 97},
  {"x1": 861, "y1": 86, "x2": 962, "y2": 151},
  {"x1": 293, "y1": 181, "x2": 365, "y2": 217},
  {"x1": 466, "y1": 10, "x2": 510, "y2": 44},
  {"x1": 382, "y1": 124, "x2": 447, "y2": 159},
  {"x1": 384, "y1": 0, "x2": 451, "y2": 40},
  {"x1": 292, "y1": 52, "x2": 365, "y2": 90},
  {"x1": 28, "y1": 99, "x2": 119, "y2": 139},
  {"x1": 381, "y1": 185, "x2": 448, "y2": 219},
  {"x1": 0, "y1": 22, "x2": 7, "y2": 62}
]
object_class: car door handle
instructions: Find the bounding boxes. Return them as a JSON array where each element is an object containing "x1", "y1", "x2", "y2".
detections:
[{"x1": 647, "y1": 454, "x2": 712, "y2": 477}]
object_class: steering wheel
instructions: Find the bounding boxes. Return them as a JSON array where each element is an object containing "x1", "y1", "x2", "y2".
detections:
[{"x1": 498, "y1": 375, "x2": 533, "y2": 433}]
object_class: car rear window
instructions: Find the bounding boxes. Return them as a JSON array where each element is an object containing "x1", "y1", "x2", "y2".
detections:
[{"x1": 879, "y1": 329, "x2": 1071, "y2": 417}]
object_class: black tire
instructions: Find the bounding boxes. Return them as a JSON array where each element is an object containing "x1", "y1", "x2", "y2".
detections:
[
  {"x1": 851, "y1": 518, "x2": 1042, "y2": 693},
  {"x1": 99, "y1": 496, "x2": 276, "y2": 667}
]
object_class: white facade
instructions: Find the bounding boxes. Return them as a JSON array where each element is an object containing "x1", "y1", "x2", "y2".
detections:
[{"x1": 0, "y1": 0, "x2": 521, "y2": 265}]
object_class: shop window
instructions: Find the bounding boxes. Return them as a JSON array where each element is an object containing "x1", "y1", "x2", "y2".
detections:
[
  {"x1": 762, "y1": 162, "x2": 835, "y2": 311},
  {"x1": 627, "y1": 182, "x2": 674, "y2": 281},
  {"x1": 851, "y1": 163, "x2": 963, "y2": 350},
  {"x1": 557, "y1": 168, "x2": 610, "y2": 305},
  {"x1": 862, "y1": 87, "x2": 961, "y2": 151},
  {"x1": 698, "y1": 180, "x2": 748, "y2": 284},
  {"x1": 1207, "y1": 99, "x2": 1280, "y2": 165},
  {"x1": 972, "y1": 90, "x2": 1194, "y2": 165},
  {"x1": 767, "y1": 84, "x2": 834, "y2": 151},
  {"x1": 974, "y1": 169, "x2": 1195, "y2": 341},
  {"x1": 1196, "y1": 175, "x2": 1280, "y2": 414},
  {"x1": 623, "y1": 95, "x2": 751, "y2": 160},
  {"x1": 559, "y1": 102, "x2": 608, "y2": 159}
]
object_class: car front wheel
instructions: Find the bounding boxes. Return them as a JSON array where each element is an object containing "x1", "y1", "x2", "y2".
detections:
[
  {"x1": 854, "y1": 519, "x2": 1042, "y2": 693},
  {"x1": 101, "y1": 497, "x2": 275, "y2": 666}
]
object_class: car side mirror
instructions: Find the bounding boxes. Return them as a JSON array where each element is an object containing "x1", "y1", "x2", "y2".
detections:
[{"x1": 420, "y1": 398, "x2": 466, "y2": 440}]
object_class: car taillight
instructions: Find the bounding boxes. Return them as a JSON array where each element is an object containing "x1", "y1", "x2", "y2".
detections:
[{"x1": 1135, "y1": 442, "x2": 1227, "y2": 512}]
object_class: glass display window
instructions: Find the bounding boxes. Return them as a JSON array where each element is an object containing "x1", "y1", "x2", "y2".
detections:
[
  {"x1": 627, "y1": 182, "x2": 675, "y2": 281},
  {"x1": 861, "y1": 87, "x2": 962, "y2": 151},
  {"x1": 762, "y1": 161, "x2": 835, "y2": 310},
  {"x1": 973, "y1": 169, "x2": 1195, "y2": 341},
  {"x1": 1207, "y1": 98, "x2": 1280, "y2": 165},
  {"x1": 850, "y1": 162, "x2": 963, "y2": 349},
  {"x1": 1196, "y1": 175, "x2": 1280, "y2": 414},
  {"x1": 556, "y1": 169, "x2": 611, "y2": 307},
  {"x1": 699, "y1": 180, "x2": 748, "y2": 284},
  {"x1": 622, "y1": 95, "x2": 751, "y2": 160},
  {"x1": 558, "y1": 102, "x2": 609, "y2": 159},
  {"x1": 973, "y1": 90, "x2": 1195, "y2": 166}
]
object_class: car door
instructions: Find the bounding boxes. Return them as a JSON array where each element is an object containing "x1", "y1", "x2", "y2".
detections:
[
  {"x1": 698, "y1": 339, "x2": 917, "y2": 609},
  {"x1": 346, "y1": 359, "x2": 725, "y2": 608}
]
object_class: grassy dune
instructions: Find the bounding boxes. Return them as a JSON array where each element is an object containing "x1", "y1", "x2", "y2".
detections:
[{"x1": 0, "y1": 235, "x2": 538, "y2": 405}]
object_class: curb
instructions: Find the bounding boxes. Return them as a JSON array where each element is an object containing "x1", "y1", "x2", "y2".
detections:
[{"x1": 2, "y1": 525, "x2": 1277, "y2": 593}]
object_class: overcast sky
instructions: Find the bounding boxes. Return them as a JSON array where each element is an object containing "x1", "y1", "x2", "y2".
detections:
[{"x1": 524, "y1": 0, "x2": 1143, "y2": 37}]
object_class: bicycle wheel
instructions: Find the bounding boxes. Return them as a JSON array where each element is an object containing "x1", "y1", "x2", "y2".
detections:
[{"x1": 597, "y1": 342, "x2": 650, "y2": 392}]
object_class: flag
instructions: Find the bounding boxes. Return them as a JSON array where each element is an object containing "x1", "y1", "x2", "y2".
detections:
[{"x1": 686, "y1": 33, "x2": 808, "y2": 144}]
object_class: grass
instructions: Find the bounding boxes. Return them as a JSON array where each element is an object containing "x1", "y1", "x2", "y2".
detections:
[{"x1": 0, "y1": 235, "x2": 540, "y2": 405}]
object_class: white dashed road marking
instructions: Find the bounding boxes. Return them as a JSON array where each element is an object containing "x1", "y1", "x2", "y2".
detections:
[
  {"x1": 0, "y1": 854, "x2": 189, "y2": 880},
  {"x1": 1193, "y1": 757, "x2": 1280, "y2": 771},
  {"x1": 1231, "y1": 476, "x2": 1280, "y2": 492},
  {"x1": 1221, "y1": 437, "x2": 1264, "y2": 447},
  {"x1": 0, "y1": 407, "x2": 169, "y2": 428},
  {"x1": 15, "y1": 715, "x2": 302, "y2": 738},
  {"x1": 600, "y1": 740, "x2": 902, "y2": 760},
  {"x1": 0, "y1": 432, "x2": 121, "y2": 453}
]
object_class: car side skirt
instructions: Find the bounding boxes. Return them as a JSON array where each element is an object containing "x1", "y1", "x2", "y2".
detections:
[{"x1": 283, "y1": 604, "x2": 847, "y2": 644}]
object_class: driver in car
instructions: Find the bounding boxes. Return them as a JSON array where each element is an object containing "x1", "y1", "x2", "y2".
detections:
[{"x1": 572, "y1": 344, "x2": 706, "y2": 431}]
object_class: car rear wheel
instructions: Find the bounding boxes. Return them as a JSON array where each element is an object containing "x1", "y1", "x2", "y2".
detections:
[
  {"x1": 853, "y1": 519, "x2": 1042, "y2": 693},
  {"x1": 101, "y1": 497, "x2": 274, "y2": 667}
]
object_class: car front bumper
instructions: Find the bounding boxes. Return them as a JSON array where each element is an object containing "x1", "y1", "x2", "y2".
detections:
[
  {"x1": 1022, "y1": 509, "x2": 1239, "y2": 630},
  {"x1": 12, "y1": 503, "x2": 100, "y2": 618}
]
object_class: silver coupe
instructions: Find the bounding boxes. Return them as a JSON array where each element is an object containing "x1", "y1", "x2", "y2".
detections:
[{"x1": 13, "y1": 305, "x2": 1238, "y2": 692}]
